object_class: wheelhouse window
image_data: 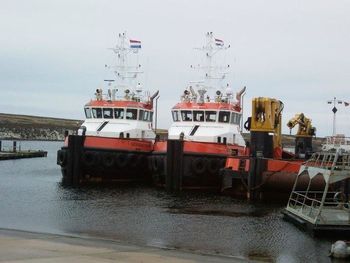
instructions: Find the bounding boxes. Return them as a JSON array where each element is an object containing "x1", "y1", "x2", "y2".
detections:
[
  {"x1": 139, "y1": 110, "x2": 144, "y2": 121},
  {"x1": 126, "y1": 109, "x2": 138, "y2": 120},
  {"x1": 205, "y1": 111, "x2": 217, "y2": 122},
  {"x1": 181, "y1": 110, "x2": 193, "y2": 121},
  {"x1": 103, "y1": 108, "x2": 113, "y2": 119},
  {"x1": 92, "y1": 108, "x2": 102, "y2": 118},
  {"x1": 143, "y1": 111, "x2": 149, "y2": 121},
  {"x1": 172, "y1": 111, "x2": 180, "y2": 122},
  {"x1": 114, "y1": 108, "x2": 124, "y2": 119},
  {"x1": 230, "y1": 113, "x2": 241, "y2": 125},
  {"x1": 149, "y1": 112, "x2": 153, "y2": 122},
  {"x1": 84, "y1": 108, "x2": 92, "y2": 119},
  {"x1": 219, "y1": 111, "x2": 230, "y2": 123},
  {"x1": 193, "y1": 111, "x2": 204, "y2": 122}
]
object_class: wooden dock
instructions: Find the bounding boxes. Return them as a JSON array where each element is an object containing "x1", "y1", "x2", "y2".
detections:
[{"x1": 0, "y1": 150, "x2": 47, "y2": 160}]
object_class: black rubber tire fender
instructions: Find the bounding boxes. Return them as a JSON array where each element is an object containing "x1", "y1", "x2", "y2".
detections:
[
  {"x1": 102, "y1": 153, "x2": 115, "y2": 168},
  {"x1": 82, "y1": 151, "x2": 96, "y2": 167},
  {"x1": 208, "y1": 158, "x2": 220, "y2": 174},
  {"x1": 128, "y1": 154, "x2": 139, "y2": 168},
  {"x1": 191, "y1": 157, "x2": 207, "y2": 175},
  {"x1": 115, "y1": 153, "x2": 128, "y2": 168}
]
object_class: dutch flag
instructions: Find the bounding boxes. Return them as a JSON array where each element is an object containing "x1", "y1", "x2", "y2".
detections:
[
  {"x1": 215, "y1": 38, "x2": 224, "y2": 47},
  {"x1": 130, "y1": 39, "x2": 141, "y2": 49}
]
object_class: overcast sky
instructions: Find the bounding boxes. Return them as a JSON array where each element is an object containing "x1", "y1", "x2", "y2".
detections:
[{"x1": 0, "y1": 0, "x2": 349, "y2": 136}]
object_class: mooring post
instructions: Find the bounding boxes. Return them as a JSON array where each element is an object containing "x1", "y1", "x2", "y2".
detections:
[
  {"x1": 72, "y1": 135, "x2": 84, "y2": 186},
  {"x1": 65, "y1": 135, "x2": 84, "y2": 186},
  {"x1": 13, "y1": 141, "x2": 17, "y2": 152},
  {"x1": 247, "y1": 152, "x2": 266, "y2": 201},
  {"x1": 165, "y1": 139, "x2": 184, "y2": 192}
]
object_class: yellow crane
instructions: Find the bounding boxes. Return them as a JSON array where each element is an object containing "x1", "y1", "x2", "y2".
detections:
[
  {"x1": 246, "y1": 97, "x2": 284, "y2": 158},
  {"x1": 287, "y1": 113, "x2": 316, "y2": 158},
  {"x1": 287, "y1": 113, "x2": 316, "y2": 137}
]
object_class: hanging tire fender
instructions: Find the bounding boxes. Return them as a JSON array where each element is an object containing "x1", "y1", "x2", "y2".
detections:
[
  {"x1": 191, "y1": 157, "x2": 207, "y2": 174},
  {"x1": 82, "y1": 151, "x2": 96, "y2": 167},
  {"x1": 115, "y1": 153, "x2": 128, "y2": 168},
  {"x1": 102, "y1": 153, "x2": 115, "y2": 168},
  {"x1": 208, "y1": 158, "x2": 220, "y2": 174}
]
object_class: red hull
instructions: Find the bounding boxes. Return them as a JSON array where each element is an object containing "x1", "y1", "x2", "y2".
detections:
[{"x1": 151, "y1": 140, "x2": 247, "y2": 191}]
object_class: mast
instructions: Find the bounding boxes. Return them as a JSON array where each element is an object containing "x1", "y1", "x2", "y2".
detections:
[
  {"x1": 110, "y1": 32, "x2": 144, "y2": 98},
  {"x1": 193, "y1": 32, "x2": 230, "y2": 91}
]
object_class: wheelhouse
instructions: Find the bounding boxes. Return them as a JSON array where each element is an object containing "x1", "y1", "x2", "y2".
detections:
[
  {"x1": 84, "y1": 106, "x2": 154, "y2": 123},
  {"x1": 171, "y1": 109, "x2": 241, "y2": 125}
]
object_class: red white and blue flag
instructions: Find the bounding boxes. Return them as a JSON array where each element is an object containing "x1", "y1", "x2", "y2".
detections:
[
  {"x1": 130, "y1": 39, "x2": 141, "y2": 49},
  {"x1": 215, "y1": 38, "x2": 224, "y2": 47}
]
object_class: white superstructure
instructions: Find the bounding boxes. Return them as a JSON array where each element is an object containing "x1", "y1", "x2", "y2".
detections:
[
  {"x1": 168, "y1": 32, "x2": 246, "y2": 146},
  {"x1": 78, "y1": 32, "x2": 159, "y2": 140}
]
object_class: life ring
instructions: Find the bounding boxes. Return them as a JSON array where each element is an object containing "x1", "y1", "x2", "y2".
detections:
[
  {"x1": 115, "y1": 153, "x2": 128, "y2": 168},
  {"x1": 82, "y1": 151, "x2": 96, "y2": 167},
  {"x1": 191, "y1": 157, "x2": 207, "y2": 174},
  {"x1": 102, "y1": 153, "x2": 115, "y2": 168},
  {"x1": 208, "y1": 158, "x2": 220, "y2": 174},
  {"x1": 57, "y1": 149, "x2": 67, "y2": 166}
]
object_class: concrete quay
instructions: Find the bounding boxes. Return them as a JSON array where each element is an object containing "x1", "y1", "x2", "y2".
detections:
[{"x1": 0, "y1": 229, "x2": 248, "y2": 263}]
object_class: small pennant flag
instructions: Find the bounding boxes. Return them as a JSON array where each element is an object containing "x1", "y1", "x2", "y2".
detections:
[
  {"x1": 215, "y1": 38, "x2": 224, "y2": 47},
  {"x1": 345, "y1": 101, "x2": 349, "y2": 106},
  {"x1": 130, "y1": 39, "x2": 141, "y2": 49}
]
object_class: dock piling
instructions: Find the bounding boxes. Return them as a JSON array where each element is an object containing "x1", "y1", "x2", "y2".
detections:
[{"x1": 165, "y1": 140, "x2": 184, "y2": 192}]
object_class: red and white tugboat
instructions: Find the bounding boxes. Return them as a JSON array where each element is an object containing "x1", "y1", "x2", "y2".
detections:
[
  {"x1": 151, "y1": 32, "x2": 247, "y2": 191},
  {"x1": 57, "y1": 32, "x2": 159, "y2": 185}
]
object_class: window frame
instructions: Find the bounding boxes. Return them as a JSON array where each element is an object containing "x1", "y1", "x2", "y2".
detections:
[
  {"x1": 103, "y1": 108, "x2": 113, "y2": 119},
  {"x1": 205, "y1": 111, "x2": 217, "y2": 122},
  {"x1": 218, "y1": 111, "x2": 230, "y2": 123},
  {"x1": 92, "y1": 108, "x2": 102, "y2": 118},
  {"x1": 84, "y1": 108, "x2": 92, "y2": 119},
  {"x1": 126, "y1": 108, "x2": 138, "y2": 120},
  {"x1": 181, "y1": 110, "x2": 193, "y2": 122},
  {"x1": 114, "y1": 108, "x2": 125, "y2": 119}
]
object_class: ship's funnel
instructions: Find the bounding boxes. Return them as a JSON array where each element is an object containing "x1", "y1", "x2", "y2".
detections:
[
  {"x1": 150, "y1": 90, "x2": 159, "y2": 106},
  {"x1": 236, "y1": 86, "x2": 246, "y2": 104}
]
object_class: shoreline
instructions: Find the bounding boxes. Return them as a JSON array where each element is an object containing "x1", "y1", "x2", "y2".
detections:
[{"x1": 0, "y1": 228, "x2": 249, "y2": 262}]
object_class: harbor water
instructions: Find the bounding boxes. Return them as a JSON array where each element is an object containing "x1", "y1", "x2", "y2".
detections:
[{"x1": 0, "y1": 141, "x2": 334, "y2": 262}]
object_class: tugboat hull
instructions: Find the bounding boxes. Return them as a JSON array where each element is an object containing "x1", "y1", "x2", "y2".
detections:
[
  {"x1": 151, "y1": 140, "x2": 245, "y2": 192},
  {"x1": 57, "y1": 135, "x2": 152, "y2": 186}
]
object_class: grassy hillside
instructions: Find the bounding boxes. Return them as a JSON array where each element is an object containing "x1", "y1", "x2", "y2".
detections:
[{"x1": 0, "y1": 113, "x2": 82, "y2": 140}]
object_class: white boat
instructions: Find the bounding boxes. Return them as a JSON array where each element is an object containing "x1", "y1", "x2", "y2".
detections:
[
  {"x1": 57, "y1": 32, "x2": 159, "y2": 185},
  {"x1": 151, "y1": 32, "x2": 247, "y2": 191}
]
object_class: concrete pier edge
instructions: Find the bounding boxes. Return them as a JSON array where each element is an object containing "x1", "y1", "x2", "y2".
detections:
[{"x1": 0, "y1": 228, "x2": 250, "y2": 262}]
